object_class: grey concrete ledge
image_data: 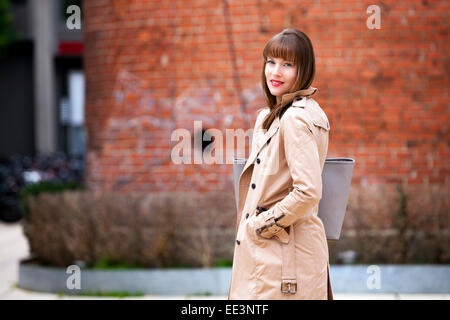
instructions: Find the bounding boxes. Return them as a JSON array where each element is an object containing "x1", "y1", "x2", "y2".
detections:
[
  {"x1": 19, "y1": 261, "x2": 450, "y2": 295},
  {"x1": 330, "y1": 265, "x2": 450, "y2": 294},
  {"x1": 19, "y1": 261, "x2": 232, "y2": 296}
]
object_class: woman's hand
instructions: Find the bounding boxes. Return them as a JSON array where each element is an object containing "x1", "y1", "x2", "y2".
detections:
[{"x1": 251, "y1": 209, "x2": 290, "y2": 244}]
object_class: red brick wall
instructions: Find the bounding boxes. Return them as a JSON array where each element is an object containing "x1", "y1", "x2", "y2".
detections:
[{"x1": 83, "y1": 0, "x2": 449, "y2": 197}]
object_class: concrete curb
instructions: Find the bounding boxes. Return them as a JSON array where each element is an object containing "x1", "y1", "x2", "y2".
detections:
[
  {"x1": 330, "y1": 265, "x2": 450, "y2": 293},
  {"x1": 19, "y1": 261, "x2": 450, "y2": 295},
  {"x1": 19, "y1": 261, "x2": 232, "y2": 295}
]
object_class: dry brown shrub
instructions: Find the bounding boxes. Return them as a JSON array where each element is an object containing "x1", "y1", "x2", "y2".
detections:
[
  {"x1": 23, "y1": 190, "x2": 236, "y2": 268},
  {"x1": 23, "y1": 182, "x2": 449, "y2": 267},
  {"x1": 330, "y1": 183, "x2": 450, "y2": 264}
]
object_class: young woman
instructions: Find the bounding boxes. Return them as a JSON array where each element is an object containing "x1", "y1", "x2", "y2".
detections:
[{"x1": 229, "y1": 28, "x2": 333, "y2": 300}]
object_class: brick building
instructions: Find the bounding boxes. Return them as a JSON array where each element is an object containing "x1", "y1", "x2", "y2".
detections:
[{"x1": 82, "y1": 0, "x2": 449, "y2": 253}]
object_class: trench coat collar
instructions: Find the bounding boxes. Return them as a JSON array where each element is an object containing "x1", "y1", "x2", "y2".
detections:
[
  {"x1": 276, "y1": 86, "x2": 318, "y2": 107},
  {"x1": 239, "y1": 86, "x2": 317, "y2": 183}
]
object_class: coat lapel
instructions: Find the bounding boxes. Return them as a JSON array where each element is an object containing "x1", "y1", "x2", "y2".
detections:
[
  {"x1": 240, "y1": 115, "x2": 280, "y2": 182},
  {"x1": 235, "y1": 115, "x2": 280, "y2": 229}
]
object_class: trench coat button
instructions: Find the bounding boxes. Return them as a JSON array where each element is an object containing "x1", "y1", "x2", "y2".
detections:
[
  {"x1": 246, "y1": 213, "x2": 249, "y2": 219},
  {"x1": 256, "y1": 158, "x2": 260, "y2": 164},
  {"x1": 251, "y1": 183, "x2": 256, "y2": 189},
  {"x1": 236, "y1": 240, "x2": 240, "y2": 245}
]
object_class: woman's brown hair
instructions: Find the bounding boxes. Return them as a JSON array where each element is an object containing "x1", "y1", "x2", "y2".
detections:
[{"x1": 261, "y1": 28, "x2": 316, "y2": 130}]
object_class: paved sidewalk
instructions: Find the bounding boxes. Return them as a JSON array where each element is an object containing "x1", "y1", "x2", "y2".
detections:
[
  {"x1": 0, "y1": 222, "x2": 30, "y2": 299},
  {"x1": 1, "y1": 221, "x2": 449, "y2": 300},
  {"x1": 2, "y1": 286, "x2": 448, "y2": 300}
]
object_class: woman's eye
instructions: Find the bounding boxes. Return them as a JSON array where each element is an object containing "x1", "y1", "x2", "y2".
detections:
[{"x1": 266, "y1": 59, "x2": 293, "y2": 67}]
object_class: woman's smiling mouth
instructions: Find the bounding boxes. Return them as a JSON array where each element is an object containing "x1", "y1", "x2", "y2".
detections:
[{"x1": 270, "y1": 80, "x2": 284, "y2": 87}]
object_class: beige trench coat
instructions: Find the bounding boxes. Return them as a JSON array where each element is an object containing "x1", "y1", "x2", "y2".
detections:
[{"x1": 228, "y1": 88, "x2": 333, "y2": 300}]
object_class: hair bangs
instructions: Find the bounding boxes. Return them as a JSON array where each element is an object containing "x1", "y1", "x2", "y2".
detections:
[{"x1": 263, "y1": 34, "x2": 299, "y2": 65}]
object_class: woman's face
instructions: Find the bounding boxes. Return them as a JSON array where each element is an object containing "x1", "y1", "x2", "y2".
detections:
[{"x1": 265, "y1": 56, "x2": 297, "y2": 97}]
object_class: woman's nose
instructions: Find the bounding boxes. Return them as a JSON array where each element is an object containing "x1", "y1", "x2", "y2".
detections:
[{"x1": 272, "y1": 64, "x2": 282, "y2": 76}]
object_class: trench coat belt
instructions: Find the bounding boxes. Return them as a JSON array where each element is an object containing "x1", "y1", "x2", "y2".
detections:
[{"x1": 281, "y1": 225, "x2": 297, "y2": 294}]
